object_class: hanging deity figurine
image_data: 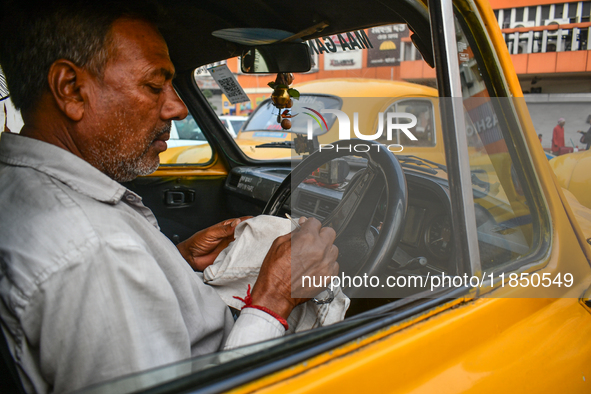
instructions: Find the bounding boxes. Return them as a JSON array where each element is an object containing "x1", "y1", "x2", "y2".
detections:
[{"x1": 268, "y1": 72, "x2": 299, "y2": 130}]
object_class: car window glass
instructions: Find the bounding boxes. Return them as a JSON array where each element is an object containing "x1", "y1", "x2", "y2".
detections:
[
  {"x1": 454, "y1": 17, "x2": 544, "y2": 272},
  {"x1": 79, "y1": 336, "x2": 284, "y2": 394},
  {"x1": 230, "y1": 119, "x2": 245, "y2": 133}
]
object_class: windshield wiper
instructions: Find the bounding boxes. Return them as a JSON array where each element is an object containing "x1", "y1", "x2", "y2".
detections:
[
  {"x1": 396, "y1": 155, "x2": 447, "y2": 175},
  {"x1": 255, "y1": 141, "x2": 294, "y2": 149},
  {"x1": 256, "y1": 135, "x2": 318, "y2": 155}
]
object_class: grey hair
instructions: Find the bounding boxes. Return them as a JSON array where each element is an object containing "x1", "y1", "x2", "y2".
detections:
[{"x1": 0, "y1": 1, "x2": 159, "y2": 112}]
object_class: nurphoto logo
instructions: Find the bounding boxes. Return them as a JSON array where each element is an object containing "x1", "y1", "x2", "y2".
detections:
[{"x1": 304, "y1": 108, "x2": 418, "y2": 153}]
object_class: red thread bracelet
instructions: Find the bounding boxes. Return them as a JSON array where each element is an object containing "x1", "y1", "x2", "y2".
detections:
[{"x1": 233, "y1": 284, "x2": 289, "y2": 331}]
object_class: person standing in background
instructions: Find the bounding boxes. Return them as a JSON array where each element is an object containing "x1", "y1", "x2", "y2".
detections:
[
  {"x1": 577, "y1": 115, "x2": 591, "y2": 151},
  {"x1": 551, "y1": 118, "x2": 565, "y2": 154}
]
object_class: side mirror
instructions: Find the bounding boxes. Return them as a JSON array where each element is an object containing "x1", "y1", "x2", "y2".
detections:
[{"x1": 241, "y1": 42, "x2": 312, "y2": 74}]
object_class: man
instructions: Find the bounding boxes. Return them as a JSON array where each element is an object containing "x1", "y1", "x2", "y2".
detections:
[
  {"x1": 578, "y1": 130, "x2": 591, "y2": 151},
  {"x1": 577, "y1": 115, "x2": 591, "y2": 151},
  {"x1": 0, "y1": 2, "x2": 338, "y2": 393},
  {"x1": 551, "y1": 117, "x2": 565, "y2": 154}
]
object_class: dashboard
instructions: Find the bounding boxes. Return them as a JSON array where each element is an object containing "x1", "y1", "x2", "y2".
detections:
[
  {"x1": 223, "y1": 159, "x2": 535, "y2": 294},
  {"x1": 225, "y1": 165, "x2": 457, "y2": 276}
]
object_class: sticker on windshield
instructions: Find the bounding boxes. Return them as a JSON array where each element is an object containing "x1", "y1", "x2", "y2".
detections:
[
  {"x1": 253, "y1": 132, "x2": 288, "y2": 138},
  {"x1": 298, "y1": 96, "x2": 320, "y2": 105},
  {"x1": 208, "y1": 64, "x2": 249, "y2": 104}
]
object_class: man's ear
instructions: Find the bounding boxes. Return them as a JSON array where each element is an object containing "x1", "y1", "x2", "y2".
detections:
[{"x1": 47, "y1": 60, "x2": 87, "y2": 122}]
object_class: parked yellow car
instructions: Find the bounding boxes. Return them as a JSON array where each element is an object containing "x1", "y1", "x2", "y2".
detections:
[
  {"x1": 241, "y1": 79, "x2": 445, "y2": 162},
  {"x1": 549, "y1": 149, "x2": 591, "y2": 210},
  {"x1": 161, "y1": 79, "x2": 444, "y2": 164},
  {"x1": 3, "y1": 0, "x2": 591, "y2": 393}
]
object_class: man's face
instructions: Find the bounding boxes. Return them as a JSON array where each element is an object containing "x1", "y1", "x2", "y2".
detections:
[
  {"x1": 559, "y1": 120, "x2": 566, "y2": 126},
  {"x1": 77, "y1": 18, "x2": 187, "y2": 182}
]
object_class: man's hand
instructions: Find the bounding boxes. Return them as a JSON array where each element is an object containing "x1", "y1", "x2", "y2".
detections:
[
  {"x1": 177, "y1": 217, "x2": 252, "y2": 271},
  {"x1": 250, "y1": 217, "x2": 339, "y2": 320}
]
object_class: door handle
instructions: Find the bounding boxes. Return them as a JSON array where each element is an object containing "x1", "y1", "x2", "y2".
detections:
[{"x1": 164, "y1": 189, "x2": 195, "y2": 206}]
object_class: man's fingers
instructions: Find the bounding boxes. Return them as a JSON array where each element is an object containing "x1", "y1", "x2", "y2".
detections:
[
  {"x1": 319, "y1": 226, "x2": 337, "y2": 243},
  {"x1": 329, "y1": 244, "x2": 339, "y2": 261},
  {"x1": 297, "y1": 217, "x2": 336, "y2": 244},
  {"x1": 221, "y1": 216, "x2": 252, "y2": 227},
  {"x1": 210, "y1": 221, "x2": 236, "y2": 238},
  {"x1": 221, "y1": 219, "x2": 240, "y2": 228},
  {"x1": 216, "y1": 216, "x2": 253, "y2": 238},
  {"x1": 300, "y1": 216, "x2": 322, "y2": 232}
]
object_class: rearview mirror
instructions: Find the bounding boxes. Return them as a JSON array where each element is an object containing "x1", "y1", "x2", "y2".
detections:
[{"x1": 241, "y1": 42, "x2": 312, "y2": 74}]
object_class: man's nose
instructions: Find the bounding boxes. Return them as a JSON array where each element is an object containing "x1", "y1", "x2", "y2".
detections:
[{"x1": 162, "y1": 85, "x2": 188, "y2": 121}]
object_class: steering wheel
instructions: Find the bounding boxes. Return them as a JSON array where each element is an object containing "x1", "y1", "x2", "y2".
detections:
[{"x1": 263, "y1": 139, "x2": 407, "y2": 279}]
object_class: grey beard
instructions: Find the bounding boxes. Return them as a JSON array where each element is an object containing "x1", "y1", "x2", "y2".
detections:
[{"x1": 94, "y1": 122, "x2": 172, "y2": 183}]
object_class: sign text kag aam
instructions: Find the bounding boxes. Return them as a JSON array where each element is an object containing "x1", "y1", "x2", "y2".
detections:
[{"x1": 307, "y1": 30, "x2": 373, "y2": 54}]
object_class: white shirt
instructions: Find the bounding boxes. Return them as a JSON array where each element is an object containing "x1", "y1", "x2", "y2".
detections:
[{"x1": 0, "y1": 132, "x2": 284, "y2": 393}]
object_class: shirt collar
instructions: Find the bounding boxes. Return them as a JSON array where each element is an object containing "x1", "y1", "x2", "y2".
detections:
[{"x1": 0, "y1": 132, "x2": 127, "y2": 204}]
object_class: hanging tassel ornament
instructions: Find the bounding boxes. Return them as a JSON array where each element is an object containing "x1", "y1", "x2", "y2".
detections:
[{"x1": 268, "y1": 73, "x2": 299, "y2": 130}]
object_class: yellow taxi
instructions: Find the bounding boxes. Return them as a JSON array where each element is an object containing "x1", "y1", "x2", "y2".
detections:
[
  {"x1": 160, "y1": 79, "x2": 444, "y2": 164},
  {"x1": 550, "y1": 149, "x2": 591, "y2": 210},
  {"x1": 2, "y1": 0, "x2": 591, "y2": 393},
  {"x1": 236, "y1": 79, "x2": 445, "y2": 162}
]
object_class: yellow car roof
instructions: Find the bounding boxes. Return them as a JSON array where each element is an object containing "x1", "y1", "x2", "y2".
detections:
[{"x1": 294, "y1": 78, "x2": 438, "y2": 98}]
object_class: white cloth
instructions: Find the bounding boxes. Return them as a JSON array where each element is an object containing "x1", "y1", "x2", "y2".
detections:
[{"x1": 204, "y1": 215, "x2": 349, "y2": 334}]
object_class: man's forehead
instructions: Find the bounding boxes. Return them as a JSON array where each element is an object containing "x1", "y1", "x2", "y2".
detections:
[{"x1": 109, "y1": 17, "x2": 174, "y2": 75}]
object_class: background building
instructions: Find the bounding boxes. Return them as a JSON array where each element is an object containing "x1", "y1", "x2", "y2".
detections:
[{"x1": 491, "y1": 0, "x2": 591, "y2": 148}]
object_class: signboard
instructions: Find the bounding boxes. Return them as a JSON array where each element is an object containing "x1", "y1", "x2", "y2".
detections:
[
  {"x1": 306, "y1": 30, "x2": 372, "y2": 70},
  {"x1": 324, "y1": 48, "x2": 362, "y2": 70},
  {"x1": 366, "y1": 24, "x2": 409, "y2": 67}
]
